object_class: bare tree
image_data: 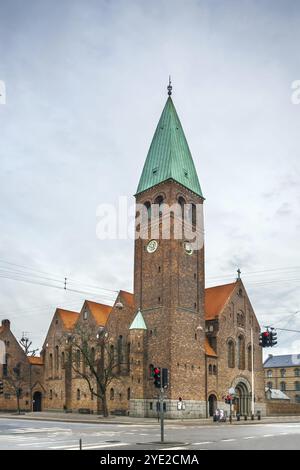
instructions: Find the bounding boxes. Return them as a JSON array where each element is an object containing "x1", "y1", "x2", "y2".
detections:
[
  {"x1": 63, "y1": 325, "x2": 121, "y2": 417},
  {"x1": 19, "y1": 333, "x2": 39, "y2": 356},
  {"x1": 4, "y1": 363, "x2": 27, "y2": 415}
]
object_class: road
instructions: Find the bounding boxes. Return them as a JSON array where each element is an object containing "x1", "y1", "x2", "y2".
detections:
[{"x1": 0, "y1": 418, "x2": 300, "y2": 450}]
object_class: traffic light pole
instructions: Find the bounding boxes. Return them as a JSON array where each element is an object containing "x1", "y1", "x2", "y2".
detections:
[{"x1": 160, "y1": 387, "x2": 164, "y2": 443}]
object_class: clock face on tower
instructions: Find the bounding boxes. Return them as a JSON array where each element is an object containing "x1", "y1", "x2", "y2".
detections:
[{"x1": 146, "y1": 239, "x2": 158, "y2": 253}]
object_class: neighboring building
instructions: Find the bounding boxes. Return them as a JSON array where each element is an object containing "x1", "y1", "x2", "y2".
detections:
[
  {"x1": 0, "y1": 319, "x2": 43, "y2": 411},
  {"x1": 264, "y1": 354, "x2": 300, "y2": 403},
  {"x1": 0, "y1": 86, "x2": 266, "y2": 417}
]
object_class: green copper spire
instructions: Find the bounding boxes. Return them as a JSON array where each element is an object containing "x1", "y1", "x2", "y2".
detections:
[
  {"x1": 129, "y1": 309, "x2": 147, "y2": 330},
  {"x1": 136, "y1": 91, "x2": 203, "y2": 197}
]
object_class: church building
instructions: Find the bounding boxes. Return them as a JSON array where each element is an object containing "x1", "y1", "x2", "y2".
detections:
[{"x1": 0, "y1": 84, "x2": 266, "y2": 418}]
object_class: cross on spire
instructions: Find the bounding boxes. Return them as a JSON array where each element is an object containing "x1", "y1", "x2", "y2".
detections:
[
  {"x1": 167, "y1": 76, "x2": 172, "y2": 96},
  {"x1": 237, "y1": 268, "x2": 241, "y2": 280}
]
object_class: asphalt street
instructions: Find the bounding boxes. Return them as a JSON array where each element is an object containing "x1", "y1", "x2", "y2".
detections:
[{"x1": 0, "y1": 418, "x2": 300, "y2": 450}]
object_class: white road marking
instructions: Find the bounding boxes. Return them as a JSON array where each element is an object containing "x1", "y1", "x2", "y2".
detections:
[
  {"x1": 263, "y1": 434, "x2": 274, "y2": 437},
  {"x1": 280, "y1": 432, "x2": 288, "y2": 435},
  {"x1": 221, "y1": 438, "x2": 236, "y2": 442},
  {"x1": 161, "y1": 447, "x2": 188, "y2": 451},
  {"x1": 51, "y1": 442, "x2": 129, "y2": 450},
  {"x1": 193, "y1": 441, "x2": 213, "y2": 445},
  {"x1": 243, "y1": 436, "x2": 255, "y2": 440}
]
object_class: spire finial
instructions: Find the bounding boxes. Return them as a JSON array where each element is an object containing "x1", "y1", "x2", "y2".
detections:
[
  {"x1": 237, "y1": 268, "x2": 241, "y2": 280},
  {"x1": 167, "y1": 75, "x2": 172, "y2": 96}
]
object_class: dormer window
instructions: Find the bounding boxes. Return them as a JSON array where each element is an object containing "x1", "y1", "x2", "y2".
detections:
[
  {"x1": 184, "y1": 169, "x2": 188, "y2": 178},
  {"x1": 152, "y1": 167, "x2": 158, "y2": 175}
]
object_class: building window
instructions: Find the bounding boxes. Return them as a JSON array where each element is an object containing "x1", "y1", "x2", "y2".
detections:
[
  {"x1": 267, "y1": 369, "x2": 273, "y2": 378},
  {"x1": 247, "y1": 345, "x2": 252, "y2": 371},
  {"x1": 280, "y1": 369, "x2": 286, "y2": 378},
  {"x1": 296, "y1": 395, "x2": 300, "y2": 403},
  {"x1": 149, "y1": 402, "x2": 153, "y2": 410},
  {"x1": 83, "y1": 310, "x2": 88, "y2": 320},
  {"x1": 61, "y1": 351, "x2": 65, "y2": 369},
  {"x1": 178, "y1": 196, "x2": 186, "y2": 218},
  {"x1": 49, "y1": 389, "x2": 53, "y2": 400},
  {"x1": 213, "y1": 365, "x2": 217, "y2": 375},
  {"x1": 237, "y1": 335, "x2": 245, "y2": 370},
  {"x1": 295, "y1": 381, "x2": 300, "y2": 391},
  {"x1": 49, "y1": 353, "x2": 53, "y2": 377},
  {"x1": 77, "y1": 389, "x2": 80, "y2": 400},
  {"x1": 237, "y1": 311, "x2": 245, "y2": 328},
  {"x1": 55, "y1": 346, "x2": 59, "y2": 372},
  {"x1": 154, "y1": 195, "x2": 164, "y2": 216},
  {"x1": 208, "y1": 364, "x2": 212, "y2": 375},
  {"x1": 3, "y1": 353, "x2": 8, "y2": 377},
  {"x1": 144, "y1": 201, "x2": 151, "y2": 220},
  {"x1": 280, "y1": 381, "x2": 286, "y2": 392},
  {"x1": 117, "y1": 336, "x2": 123, "y2": 372},
  {"x1": 127, "y1": 388, "x2": 131, "y2": 400},
  {"x1": 227, "y1": 340, "x2": 235, "y2": 368},
  {"x1": 110, "y1": 388, "x2": 114, "y2": 400},
  {"x1": 267, "y1": 381, "x2": 273, "y2": 389},
  {"x1": 295, "y1": 368, "x2": 300, "y2": 377}
]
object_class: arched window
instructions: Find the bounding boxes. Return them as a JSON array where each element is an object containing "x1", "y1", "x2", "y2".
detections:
[
  {"x1": 90, "y1": 347, "x2": 95, "y2": 366},
  {"x1": 178, "y1": 196, "x2": 186, "y2": 218},
  {"x1": 55, "y1": 345, "x2": 59, "y2": 372},
  {"x1": 267, "y1": 369, "x2": 273, "y2": 378},
  {"x1": 110, "y1": 388, "x2": 114, "y2": 400},
  {"x1": 127, "y1": 343, "x2": 130, "y2": 373},
  {"x1": 208, "y1": 364, "x2": 212, "y2": 375},
  {"x1": 237, "y1": 335, "x2": 245, "y2": 370},
  {"x1": 267, "y1": 381, "x2": 273, "y2": 389},
  {"x1": 280, "y1": 368, "x2": 286, "y2": 378},
  {"x1": 77, "y1": 389, "x2": 80, "y2": 400},
  {"x1": 144, "y1": 201, "x2": 151, "y2": 220},
  {"x1": 247, "y1": 345, "x2": 252, "y2": 371},
  {"x1": 237, "y1": 311, "x2": 245, "y2": 328},
  {"x1": 295, "y1": 381, "x2": 300, "y2": 391},
  {"x1": 76, "y1": 350, "x2": 81, "y2": 370},
  {"x1": 154, "y1": 195, "x2": 164, "y2": 215},
  {"x1": 191, "y1": 203, "x2": 196, "y2": 225},
  {"x1": 49, "y1": 389, "x2": 53, "y2": 400},
  {"x1": 280, "y1": 381, "x2": 286, "y2": 392},
  {"x1": 49, "y1": 353, "x2": 53, "y2": 376},
  {"x1": 227, "y1": 340, "x2": 235, "y2": 368},
  {"x1": 127, "y1": 387, "x2": 131, "y2": 400},
  {"x1": 213, "y1": 365, "x2": 217, "y2": 375},
  {"x1": 3, "y1": 353, "x2": 8, "y2": 377},
  {"x1": 61, "y1": 351, "x2": 65, "y2": 369},
  {"x1": 117, "y1": 336, "x2": 123, "y2": 372},
  {"x1": 295, "y1": 368, "x2": 300, "y2": 377}
]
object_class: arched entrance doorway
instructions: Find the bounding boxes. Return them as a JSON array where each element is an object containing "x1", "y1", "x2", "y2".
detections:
[
  {"x1": 235, "y1": 382, "x2": 250, "y2": 416},
  {"x1": 208, "y1": 394, "x2": 217, "y2": 417},
  {"x1": 33, "y1": 391, "x2": 42, "y2": 412}
]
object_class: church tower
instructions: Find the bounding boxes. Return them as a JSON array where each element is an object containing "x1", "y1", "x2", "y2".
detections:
[{"x1": 131, "y1": 82, "x2": 207, "y2": 418}]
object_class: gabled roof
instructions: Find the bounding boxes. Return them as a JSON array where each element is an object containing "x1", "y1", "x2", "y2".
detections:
[
  {"x1": 28, "y1": 356, "x2": 44, "y2": 365},
  {"x1": 136, "y1": 97, "x2": 203, "y2": 197},
  {"x1": 205, "y1": 338, "x2": 217, "y2": 357},
  {"x1": 263, "y1": 354, "x2": 300, "y2": 368},
  {"x1": 129, "y1": 309, "x2": 147, "y2": 330},
  {"x1": 56, "y1": 308, "x2": 79, "y2": 330},
  {"x1": 119, "y1": 290, "x2": 134, "y2": 307},
  {"x1": 85, "y1": 300, "x2": 112, "y2": 326},
  {"x1": 205, "y1": 282, "x2": 237, "y2": 320}
]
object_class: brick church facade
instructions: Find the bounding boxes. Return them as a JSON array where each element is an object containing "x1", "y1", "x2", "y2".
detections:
[{"x1": 0, "y1": 87, "x2": 266, "y2": 418}]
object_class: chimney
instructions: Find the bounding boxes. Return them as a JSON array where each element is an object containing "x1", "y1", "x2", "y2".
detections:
[{"x1": 1, "y1": 319, "x2": 10, "y2": 330}]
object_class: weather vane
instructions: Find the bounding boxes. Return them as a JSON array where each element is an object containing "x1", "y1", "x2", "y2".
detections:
[{"x1": 167, "y1": 76, "x2": 172, "y2": 96}]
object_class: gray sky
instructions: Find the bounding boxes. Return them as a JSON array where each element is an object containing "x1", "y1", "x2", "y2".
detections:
[{"x1": 0, "y1": 0, "x2": 300, "y2": 359}]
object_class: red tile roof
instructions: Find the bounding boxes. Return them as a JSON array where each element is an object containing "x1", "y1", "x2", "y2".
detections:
[
  {"x1": 56, "y1": 309, "x2": 79, "y2": 330},
  {"x1": 85, "y1": 300, "x2": 112, "y2": 326},
  {"x1": 28, "y1": 356, "x2": 44, "y2": 365},
  {"x1": 205, "y1": 282, "x2": 236, "y2": 320}
]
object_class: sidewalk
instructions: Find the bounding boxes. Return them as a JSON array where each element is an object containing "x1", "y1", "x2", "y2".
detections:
[{"x1": 0, "y1": 411, "x2": 300, "y2": 426}]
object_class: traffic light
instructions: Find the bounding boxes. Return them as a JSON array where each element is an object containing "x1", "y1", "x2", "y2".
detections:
[
  {"x1": 0, "y1": 381, "x2": 3, "y2": 395},
  {"x1": 153, "y1": 367, "x2": 161, "y2": 388},
  {"x1": 259, "y1": 330, "x2": 270, "y2": 347},
  {"x1": 269, "y1": 329, "x2": 277, "y2": 347},
  {"x1": 162, "y1": 368, "x2": 168, "y2": 388}
]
